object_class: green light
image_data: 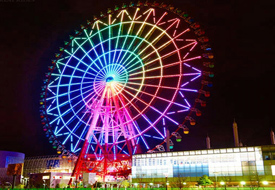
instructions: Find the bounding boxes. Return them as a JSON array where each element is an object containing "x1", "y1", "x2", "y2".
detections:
[
  {"x1": 53, "y1": 145, "x2": 57, "y2": 149},
  {"x1": 176, "y1": 138, "x2": 181, "y2": 142},
  {"x1": 169, "y1": 145, "x2": 173, "y2": 149}
]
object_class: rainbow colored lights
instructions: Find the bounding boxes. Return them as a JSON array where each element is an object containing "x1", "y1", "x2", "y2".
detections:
[{"x1": 40, "y1": 4, "x2": 213, "y2": 158}]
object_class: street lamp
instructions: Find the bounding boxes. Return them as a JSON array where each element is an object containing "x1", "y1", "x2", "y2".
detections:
[
  {"x1": 163, "y1": 173, "x2": 168, "y2": 190},
  {"x1": 213, "y1": 172, "x2": 218, "y2": 190},
  {"x1": 262, "y1": 181, "x2": 268, "y2": 185},
  {"x1": 149, "y1": 183, "x2": 153, "y2": 190}
]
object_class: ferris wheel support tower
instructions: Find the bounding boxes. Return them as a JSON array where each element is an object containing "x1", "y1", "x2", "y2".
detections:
[{"x1": 69, "y1": 80, "x2": 138, "y2": 184}]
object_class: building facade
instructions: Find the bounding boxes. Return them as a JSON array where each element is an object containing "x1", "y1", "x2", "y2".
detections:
[
  {"x1": 132, "y1": 145, "x2": 275, "y2": 187},
  {"x1": 0, "y1": 151, "x2": 25, "y2": 186}
]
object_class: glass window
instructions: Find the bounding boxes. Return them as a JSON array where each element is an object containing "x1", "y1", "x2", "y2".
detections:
[
  {"x1": 208, "y1": 150, "x2": 214, "y2": 154},
  {"x1": 172, "y1": 152, "x2": 178, "y2": 156},
  {"x1": 214, "y1": 149, "x2": 220, "y2": 154},
  {"x1": 233, "y1": 148, "x2": 240, "y2": 152},
  {"x1": 220, "y1": 149, "x2": 226, "y2": 153},
  {"x1": 227, "y1": 148, "x2": 233, "y2": 153}
]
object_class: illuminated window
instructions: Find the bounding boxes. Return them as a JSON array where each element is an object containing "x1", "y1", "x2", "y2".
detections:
[
  {"x1": 208, "y1": 150, "x2": 214, "y2": 154},
  {"x1": 220, "y1": 149, "x2": 226, "y2": 153},
  {"x1": 227, "y1": 148, "x2": 233, "y2": 153},
  {"x1": 271, "y1": 165, "x2": 275, "y2": 175},
  {"x1": 233, "y1": 148, "x2": 240, "y2": 152}
]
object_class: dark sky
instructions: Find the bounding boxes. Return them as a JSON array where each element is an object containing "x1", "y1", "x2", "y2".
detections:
[{"x1": 0, "y1": 0, "x2": 274, "y2": 157}]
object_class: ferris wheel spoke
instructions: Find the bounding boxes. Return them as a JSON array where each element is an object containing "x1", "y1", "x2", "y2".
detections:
[
  {"x1": 64, "y1": 50, "x2": 100, "y2": 74},
  {"x1": 127, "y1": 60, "x2": 180, "y2": 77},
  {"x1": 124, "y1": 18, "x2": 180, "y2": 66},
  {"x1": 123, "y1": 84, "x2": 190, "y2": 110},
  {"x1": 118, "y1": 8, "x2": 153, "y2": 65},
  {"x1": 51, "y1": 73, "x2": 94, "y2": 80},
  {"x1": 139, "y1": 28, "x2": 191, "y2": 62},
  {"x1": 48, "y1": 87, "x2": 89, "y2": 113},
  {"x1": 56, "y1": 94, "x2": 100, "y2": 144},
  {"x1": 61, "y1": 109, "x2": 90, "y2": 146},
  {"x1": 128, "y1": 72, "x2": 200, "y2": 80},
  {"x1": 108, "y1": 14, "x2": 112, "y2": 65},
  {"x1": 72, "y1": 39, "x2": 101, "y2": 70},
  {"x1": 47, "y1": 84, "x2": 93, "y2": 102},
  {"x1": 83, "y1": 29, "x2": 105, "y2": 68},
  {"x1": 95, "y1": 21, "x2": 108, "y2": 66},
  {"x1": 115, "y1": 9, "x2": 139, "y2": 63},
  {"x1": 56, "y1": 61, "x2": 97, "y2": 77},
  {"x1": 114, "y1": 85, "x2": 164, "y2": 139},
  {"x1": 128, "y1": 81, "x2": 198, "y2": 93},
  {"x1": 50, "y1": 88, "x2": 97, "y2": 126},
  {"x1": 120, "y1": 19, "x2": 185, "y2": 68},
  {"x1": 112, "y1": 11, "x2": 125, "y2": 64},
  {"x1": 126, "y1": 41, "x2": 195, "y2": 75},
  {"x1": 50, "y1": 81, "x2": 93, "y2": 88},
  {"x1": 114, "y1": 92, "x2": 149, "y2": 149}
]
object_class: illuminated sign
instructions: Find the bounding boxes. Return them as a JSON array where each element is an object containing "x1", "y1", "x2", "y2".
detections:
[
  {"x1": 42, "y1": 176, "x2": 50, "y2": 179},
  {"x1": 46, "y1": 160, "x2": 60, "y2": 169},
  {"x1": 53, "y1": 176, "x2": 62, "y2": 179}
]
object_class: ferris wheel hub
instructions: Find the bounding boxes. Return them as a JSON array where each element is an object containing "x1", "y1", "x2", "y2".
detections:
[{"x1": 106, "y1": 75, "x2": 115, "y2": 82}]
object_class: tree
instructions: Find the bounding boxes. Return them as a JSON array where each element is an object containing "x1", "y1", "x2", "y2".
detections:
[
  {"x1": 197, "y1": 175, "x2": 213, "y2": 188},
  {"x1": 171, "y1": 175, "x2": 188, "y2": 189}
]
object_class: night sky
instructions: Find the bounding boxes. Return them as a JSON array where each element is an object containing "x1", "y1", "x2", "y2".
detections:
[{"x1": 0, "y1": 0, "x2": 274, "y2": 157}]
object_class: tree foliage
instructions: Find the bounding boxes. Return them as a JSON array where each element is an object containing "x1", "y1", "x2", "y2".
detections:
[{"x1": 197, "y1": 175, "x2": 213, "y2": 187}]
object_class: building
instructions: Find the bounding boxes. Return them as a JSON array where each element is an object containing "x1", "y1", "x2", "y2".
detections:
[
  {"x1": 23, "y1": 155, "x2": 76, "y2": 188},
  {"x1": 132, "y1": 145, "x2": 275, "y2": 187},
  {"x1": 0, "y1": 151, "x2": 25, "y2": 187}
]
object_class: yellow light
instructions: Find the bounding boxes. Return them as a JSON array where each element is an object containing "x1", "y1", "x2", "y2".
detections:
[
  {"x1": 63, "y1": 176, "x2": 71, "y2": 180},
  {"x1": 240, "y1": 181, "x2": 246, "y2": 185},
  {"x1": 262, "y1": 181, "x2": 268, "y2": 185},
  {"x1": 220, "y1": 181, "x2": 225, "y2": 185}
]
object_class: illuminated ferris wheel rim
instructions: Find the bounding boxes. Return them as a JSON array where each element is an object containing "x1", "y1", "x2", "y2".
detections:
[
  {"x1": 41, "y1": 4, "x2": 213, "y2": 155},
  {"x1": 56, "y1": 18, "x2": 183, "y2": 125}
]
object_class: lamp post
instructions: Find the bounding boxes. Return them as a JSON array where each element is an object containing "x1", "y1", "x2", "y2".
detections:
[
  {"x1": 163, "y1": 173, "x2": 168, "y2": 190},
  {"x1": 213, "y1": 172, "x2": 218, "y2": 190}
]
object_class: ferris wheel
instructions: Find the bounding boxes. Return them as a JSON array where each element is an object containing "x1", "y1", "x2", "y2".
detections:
[{"x1": 40, "y1": 1, "x2": 213, "y2": 177}]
